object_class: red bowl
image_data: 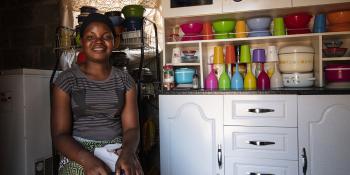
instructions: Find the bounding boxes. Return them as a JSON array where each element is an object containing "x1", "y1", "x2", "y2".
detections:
[
  {"x1": 323, "y1": 47, "x2": 347, "y2": 57},
  {"x1": 180, "y1": 21, "x2": 203, "y2": 35},
  {"x1": 287, "y1": 28, "x2": 311, "y2": 35},
  {"x1": 284, "y1": 12, "x2": 312, "y2": 29},
  {"x1": 325, "y1": 64, "x2": 350, "y2": 82}
]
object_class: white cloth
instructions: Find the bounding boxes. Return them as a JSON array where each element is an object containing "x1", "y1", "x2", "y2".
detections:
[{"x1": 94, "y1": 143, "x2": 122, "y2": 172}]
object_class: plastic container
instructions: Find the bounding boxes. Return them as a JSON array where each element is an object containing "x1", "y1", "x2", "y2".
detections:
[
  {"x1": 278, "y1": 46, "x2": 314, "y2": 73},
  {"x1": 122, "y1": 5, "x2": 145, "y2": 18},
  {"x1": 323, "y1": 48, "x2": 347, "y2": 57},
  {"x1": 282, "y1": 73, "x2": 315, "y2": 87},
  {"x1": 325, "y1": 64, "x2": 350, "y2": 82},
  {"x1": 175, "y1": 68, "x2": 195, "y2": 84}
]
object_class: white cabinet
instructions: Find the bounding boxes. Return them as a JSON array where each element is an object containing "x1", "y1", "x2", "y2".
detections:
[
  {"x1": 292, "y1": 0, "x2": 350, "y2": 7},
  {"x1": 160, "y1": 0, "x2": 222, "y2": 18},
  {"x1": 223, "y1": 0, "x2": 292, "y2": 13},
  {"x1": 159, "y1": 95, "x2": 224, "y2": 175},
  {"x1": 223, "y1": 95, "x2": 299, "y2": 175},
  {"x1": 298, "y1": 95, "x2": 350, "y2": 175}
]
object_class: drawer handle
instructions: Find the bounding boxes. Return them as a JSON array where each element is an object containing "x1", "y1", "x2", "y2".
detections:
[
  {"x1": 248, "y1": 108, "x2": 275, "y2": 114},
  {"x1": 248, "y1": 141, "x2": 275, "y2": 146},
  {"x1": 217, "y1": 144, "x2": 222, "y2": 169},
  {"x1": 233, "y1": 0, "x2": 242, "y2": 2},
  {"x1": 249, "y1": 173, "x2": 274, "y2": 175}
]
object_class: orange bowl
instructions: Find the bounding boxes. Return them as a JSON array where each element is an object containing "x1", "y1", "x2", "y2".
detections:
[
  {"x1": 328, "y1": 23, "x2": 350, "y2": 32},
  {"x1": 327, "y1": 10, "x2": 350, "y2": 25}
]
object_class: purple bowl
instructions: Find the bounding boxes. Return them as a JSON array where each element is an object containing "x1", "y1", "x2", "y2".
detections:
[
  {"x1": 252, "y1": 49, "x2": 266, "y2": 62},
  {"x1": 180, "y1": 21, "x2": 203, "y2": 34}
]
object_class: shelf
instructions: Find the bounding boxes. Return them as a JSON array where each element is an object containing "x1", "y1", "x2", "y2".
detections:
[
  {"x1": 322, "y1": 57, "x2": 350, "y2": 61},
  {"x1": 167, "y1": 63, "x2": 201, "y2": 66},
  {"x1": 166, "y1": 31, "x2": 350, "y2": 45}
]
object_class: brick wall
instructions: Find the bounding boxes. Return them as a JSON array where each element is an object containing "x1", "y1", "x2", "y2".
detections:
[{"x1": 0, "y1": 0, "x2": 58, "y2": 70}]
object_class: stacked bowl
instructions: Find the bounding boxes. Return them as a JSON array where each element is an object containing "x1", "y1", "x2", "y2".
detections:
[
  {"x1": 323, "y1": 39, "x2": 347, "y2": 57},
  {"x1": 122, "y1": 5, "x2": 145, "y2": 31},
  {"x1": 180, "y1": 21, "x2": 203, "y2": 41},
  {"x1": 212, "y1": 19, "x2": 236, "y2": 39},
  {"x1": 327, "y1": 10, "x2": 350, "y2": 32},
  {"x1": 246, "y1": 16, "x2": 272, "y2": 37},
  {"x1": 284, "y1": 12, "x2": 312, "y2": 35}
]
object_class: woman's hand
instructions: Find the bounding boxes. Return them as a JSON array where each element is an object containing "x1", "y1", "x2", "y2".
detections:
[
  {"x1": 115, "y1": 151, "x2": 143, "y2": 175},
  {"x1": 81, "y1": 151, "x2": 111, "y2": 175}
]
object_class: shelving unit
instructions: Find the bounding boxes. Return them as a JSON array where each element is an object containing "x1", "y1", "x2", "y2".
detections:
[{"x1": 163, "y1": 31, "x2": 350, "y2": 88}]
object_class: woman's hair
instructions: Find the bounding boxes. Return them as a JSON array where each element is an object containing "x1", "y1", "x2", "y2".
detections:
[{"x1": 79, "y1": 13, "x2": 116, "y2": 38}]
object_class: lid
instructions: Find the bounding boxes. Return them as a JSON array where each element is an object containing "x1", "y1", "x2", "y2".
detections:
[{"x1": 279, "y1": 46, "x2": 314, "y2": 54}]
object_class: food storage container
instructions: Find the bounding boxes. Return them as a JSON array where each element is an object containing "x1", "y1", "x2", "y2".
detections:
[
  {"x1": 175, "y1": 68, "x2": 195, "y2": 84},
  {"x1": 279, "y1": 46, "x2": 314, "y2": 73},
  {"x1": 324, "y1": 64, "x2": 350, "y2": 82},
  {"x1": 282, "y1": 72, "x2": 315, "y2": 87}
]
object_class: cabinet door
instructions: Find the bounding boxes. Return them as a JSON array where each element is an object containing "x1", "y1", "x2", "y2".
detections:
[
  {"x1": 161, "y1": 0, "x2": 223, "y2": 18},
  {"x1": 292, "y1": 0, "x2": 350, "y2": 7},
  {"x1": 298, "y1": 95, "x2": 350, "y2": 175},
  {"x1": 223, "y1": 0, "x2": 292, "y2": 13},
  {"x1": 159, "y1": 95, "x2": 223, "y2": 175}
]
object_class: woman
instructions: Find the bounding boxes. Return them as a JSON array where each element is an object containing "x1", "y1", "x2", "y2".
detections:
[{"x1": 51, "y1": 13, "x2": 143, "y2": 175}]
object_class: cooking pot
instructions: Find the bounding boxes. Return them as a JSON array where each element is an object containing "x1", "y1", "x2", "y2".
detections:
[
  {"x1": 282, "y1": 72, "x2": 315, "y2": 87},
  {"x1": 175, "y1": 68, "x2": 195, "y2": 84},
  {"x1": 279, "y1": 46, "x2": 314, "y2": 73},
  {"x1": 324, "y1": 64, "x2": 350, "y2": 82}
]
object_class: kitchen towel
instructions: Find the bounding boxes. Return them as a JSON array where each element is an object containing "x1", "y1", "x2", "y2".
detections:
[{"x1": 94, "y1": 143, "x2": 122, "y2": 172}]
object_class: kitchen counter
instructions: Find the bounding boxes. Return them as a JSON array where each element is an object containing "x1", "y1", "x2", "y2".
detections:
[{"x1": 159, "y1": 87, "x2": 350, "y2": 95}]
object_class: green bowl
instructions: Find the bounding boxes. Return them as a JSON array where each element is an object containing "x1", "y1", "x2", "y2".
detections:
[
  {"x1": 122, "y1": 5, "x2": 145, "y2": 18},
  {"x1": 212, "y1": 19, "x2": 236, "y2": 34}
]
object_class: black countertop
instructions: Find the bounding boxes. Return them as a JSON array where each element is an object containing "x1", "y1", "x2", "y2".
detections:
[{"x1": 158, "y1": 87, "x2": 350, "y2": 95}]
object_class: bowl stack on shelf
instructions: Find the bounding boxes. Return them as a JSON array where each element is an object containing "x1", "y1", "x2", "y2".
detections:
[
  {"x1": 278, "y1": 46, "x2": 316, "y2": 87},
  {"x1": 323, "y1": 39, "x2": 347, "y2": 57},
  {"x1": 246, "y1": 16, "x2": 272, "y2": 37},
  {"x1": 122, "y1": 5, "x2": 145, "y2": 31},
  {"x1": 284, "y1": 12, "x2": 312, "y2": 35},
  {"x1": 180, "y1": 21, "x2": 203, "y2": 41},
  {"x1": 327, "y1": 10, "x2": 350, "y2": 32}
]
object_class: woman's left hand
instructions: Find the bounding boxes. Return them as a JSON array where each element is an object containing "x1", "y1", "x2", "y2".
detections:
[{"x1": 115, "y1": 151, "x2": 143, "y2": 175}]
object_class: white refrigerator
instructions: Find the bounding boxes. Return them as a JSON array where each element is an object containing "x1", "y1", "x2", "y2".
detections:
[{"x1": 0, "y1": 69, "x2": 53, "y2": 175}]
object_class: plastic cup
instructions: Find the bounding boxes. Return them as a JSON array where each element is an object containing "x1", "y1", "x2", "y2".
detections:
[
  {"x1": 225, "y1": 45, "x2": 236, "y2": 64},
  {"x1": 202, "y1": 22, "x2": 214, "y2": 40},
  {"x1": 266, "y1": 46, "x2": 278, "y2": 62},
  {"x1": 273, "y1": 17, "x2": 286, "y2": 36},
  {"x1": 313, "y1": 13, "x2": 326, "y2": 33},
  {"x1": 213, "y1": 46, "x2": 224, "y2": 64},
  {"x1": 236, "y1": 20, "x2": 247, "y2": 38},
  {"x1": 240, "y1": 45, "x2": 251, "y2": 63}
]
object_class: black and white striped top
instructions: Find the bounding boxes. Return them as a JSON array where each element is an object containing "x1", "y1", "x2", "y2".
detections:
[{"x1": 54, "y1": 65, "x2": 135, "y2": 141}]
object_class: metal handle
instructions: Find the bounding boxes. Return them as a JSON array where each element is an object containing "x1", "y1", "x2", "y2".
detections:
[
  {"x1": 249, "y1": 173, "x2": 274, "y2": 175},
  {"x1": 302, "y1": 148, "x2": 308, "y2": 175},
  {"x1": 248, "y1": 108, "x2": 275, "y2": 114},
  {"x1": 218, "y1": 144, "x2": 222, "y2": 169},
  {"x1": 248, "y1": 140, "x2": 275, "y2": 146},
  {"x1": 233, "y1": 0, "x2": 242, "y2": 2}
]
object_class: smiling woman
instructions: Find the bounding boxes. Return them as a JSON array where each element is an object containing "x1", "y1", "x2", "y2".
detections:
[{"x1": 51, "y1": 13, "x2": 143, "y2": 175}]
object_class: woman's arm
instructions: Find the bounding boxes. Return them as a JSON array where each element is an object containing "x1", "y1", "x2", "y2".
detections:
[
  {"x1": 51, "y1": 86, "x2": 110, "y2": 174},
  {"x1": 115, "y1": 86, "x2": 143, "y2": 175}
]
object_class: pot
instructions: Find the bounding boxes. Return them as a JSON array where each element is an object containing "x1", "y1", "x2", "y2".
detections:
[
  {"x1": 282, "y1": 72, "x2": 315, "y2": 87},
  {"x1": 324, "y1": 64, "x2": 350, "y2": 82},
  {"x1": 279, "y1": 46, "x2": 314, "y2": 73},
  {"x1": 175, "y1": 68, "x2": 195, "y2": 84}
]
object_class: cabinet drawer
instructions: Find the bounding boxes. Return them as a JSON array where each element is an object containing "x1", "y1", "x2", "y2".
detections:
[
  {"x1": 224, "y1": 95, "x2": 297, "y2": 127},
  {"x1": 225, "y1": 157, "x2": 298, "y2": 175},
  {"x1": 224, "y1": 126, "x2": 298, "y2": 160}
]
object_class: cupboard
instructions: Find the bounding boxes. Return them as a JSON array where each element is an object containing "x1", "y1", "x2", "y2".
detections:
[{"x1": 159, "y1": 94, "x2": 350, "y2": 175}]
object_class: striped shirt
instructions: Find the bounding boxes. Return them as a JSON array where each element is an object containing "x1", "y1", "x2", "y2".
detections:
[{"x1": 54, "y1": 65, "x2": 135, "y2": 141}]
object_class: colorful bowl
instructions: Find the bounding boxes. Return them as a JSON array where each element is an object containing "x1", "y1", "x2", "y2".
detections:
[
  {"x1": 246, "y1": 16, "x2": 272, "y2": 30},
  {"x1": 180, "y1": 21, "x2": 203, "y2": 34},
  {"x1": 284, "y1": 12, "x2": 312, "y2": 29},
  {"x1": 212, "y1": 19, "x2": 236, "y2": 34},
  {"x1": 325, "y1": 64, "x2": 350, "y2": 82},
  {"x1": 323, "y1": 47, "x2": 347, "y2": 57},
  {"x1": 327, "y1": 10, "x2": 350, "y2": 25},
  {"x1": 122, "y1": 5, "x2": 145, "y2": 18}
]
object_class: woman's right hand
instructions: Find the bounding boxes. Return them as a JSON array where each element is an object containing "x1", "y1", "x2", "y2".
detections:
[{"x1": 81, "y1": 151, "x2": 111, "y2": 175}]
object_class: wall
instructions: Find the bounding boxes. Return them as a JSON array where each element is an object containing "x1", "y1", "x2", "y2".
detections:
[{"x1": 0, "y1": 0, "x2": 58, "y2": 70}]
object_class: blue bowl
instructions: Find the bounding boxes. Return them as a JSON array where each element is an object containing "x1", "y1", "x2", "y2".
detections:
[
  {"x1": 248, "y1": 30, "x2": 271, "y2": 37},
  {"x1": 247, "y1": 16, "x2": 272, "y2": 30},
  {"x1": 124, "y1": 17, "x2": 143, "y2": 31},
  {"x1": 175, "y1": 68, "x2": 195, "y2": 84}
]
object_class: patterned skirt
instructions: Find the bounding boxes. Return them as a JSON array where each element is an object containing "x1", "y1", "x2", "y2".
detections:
[{"x1": 58, "y1": 136, "x2": 122, "y2": 175}]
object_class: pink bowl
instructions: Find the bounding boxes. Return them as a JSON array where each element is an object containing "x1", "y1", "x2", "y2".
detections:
[
  {"x1": 284, "y1": 12, "x2": 312, "y2": 29},
  {"x1": 180, "y1": 21, "x2": 203, "y2": 34},
  {"x1": 325, "y1": 64, "x2": 350, "y2": 82}
]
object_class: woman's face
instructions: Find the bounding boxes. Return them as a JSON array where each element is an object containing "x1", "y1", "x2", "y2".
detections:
[{"x1": 81, "y1": 22, "x2": 114, "y2": 62}]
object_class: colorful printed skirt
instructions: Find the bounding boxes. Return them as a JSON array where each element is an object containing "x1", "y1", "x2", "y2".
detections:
[{"x1": 58, "y1": 136, "x2": 122, "y2": 175}]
